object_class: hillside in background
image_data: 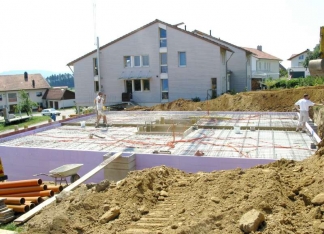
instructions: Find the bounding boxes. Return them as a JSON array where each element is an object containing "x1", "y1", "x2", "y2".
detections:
[
  {"x1": 46, "y1": 73, "x2": 74, "y2": 88},
  {"x1": 0, "y1": 70, "x2": 71, "y2": 78}
]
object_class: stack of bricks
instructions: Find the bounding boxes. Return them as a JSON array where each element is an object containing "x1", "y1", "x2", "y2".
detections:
[{"x1": 0, "y1": 198, "x2": 15, "y2": 224}]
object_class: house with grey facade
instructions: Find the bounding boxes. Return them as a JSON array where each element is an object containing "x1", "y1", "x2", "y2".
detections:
[
  {"x1": 243, "y1": 46, "x2": 282, "y2": 90},
  {"x1": 193, "y1": 30, "x2": 253, "y2": 93},
  {"x1": 67, "y1": 19, "x2": 236, "y2": 107}
]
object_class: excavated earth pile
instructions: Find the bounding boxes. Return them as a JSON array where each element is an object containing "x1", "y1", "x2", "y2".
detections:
[
  {"x1": 128, "y1": 85, "x2": 324, "y2": 112},
  {"x1": 16, "y1": 86, "x2": 324, "y2": 233},
  {"x1": 23, "y1": 148, "x2": 324, "y2": 234}
]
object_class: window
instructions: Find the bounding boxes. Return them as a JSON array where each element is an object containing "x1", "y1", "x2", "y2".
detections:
[
  {"x1": 179, "y1": 52, "x2": 186, "y2": 67},
  {"x1": 94, "y1": 81, "x2": 99, "y2": 92},
  {"x1": 124, "y1": 56, "x2": 131, "y2": 67},
  {"x1": 8, "y1": 93, "x2": 17, "y2": 102},
  {"x1": 160, "y1": 53, "x2": 168, "y2": 73},
  {"x1": 123, "y1": 55, "x2": 149, "y2": 67},
  {"x1": 142, "y1": 55, "x2": 149, "y2": 66},
  {"x1": 0, "y1": 94, "x2": 2, "y2": 101},
  {"x1": 36, "y1": 92, "x2": 42, "y2": 97},
  {"x1": 159, "y1": 28, "x2": 167, "y2": 47},
  {"x1": 134, "y1": 56, "x2": 141, "y2": 67},
  {"x1": 161, "y1": 79, "x2": 168, "y2": 100},
  {"x1": 93, "y1": 58, "x2": 98, "y2": 75},
  {"x1": 143, "y1": 80, "x2": 150, "y2": 91},
  {"x1": 299, "y1": 55, "x2": 304, "y2": 60},
  {"x1": 222, "y1": 52, "x2": 225, "y2": 65},
  {"x1": 134, "y1": 80, "x2": 141, "y2": 91}
]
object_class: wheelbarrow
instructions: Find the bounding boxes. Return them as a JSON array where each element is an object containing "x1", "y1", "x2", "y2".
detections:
[{"x1": 33, "y1": 164, "x2": 83, "y2": 185}]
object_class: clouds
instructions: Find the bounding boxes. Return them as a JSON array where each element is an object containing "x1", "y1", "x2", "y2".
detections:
[{"x1": 0, "y1": 0, "x2": 323, "y2": 73}]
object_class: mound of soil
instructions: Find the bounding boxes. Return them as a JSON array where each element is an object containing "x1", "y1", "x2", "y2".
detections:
[
  {"x1": 23, "y1": 151, "x2": 324, "y2": 234},
  {"x1": 20, "y1": 86, "x2": 324, "y2": 234},
  {"x1": 129, "y1": 85, "x2": 324, "y2": 112}
]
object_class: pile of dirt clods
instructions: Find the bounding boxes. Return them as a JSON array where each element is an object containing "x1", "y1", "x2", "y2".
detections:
[{"x1": 22, "y1": 145, "x2": 324, "y2": 234}]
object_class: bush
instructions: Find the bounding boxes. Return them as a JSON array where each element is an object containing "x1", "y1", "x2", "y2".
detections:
[{"x1": 191, "y1": 97, "x2": 201, "y2": 102}]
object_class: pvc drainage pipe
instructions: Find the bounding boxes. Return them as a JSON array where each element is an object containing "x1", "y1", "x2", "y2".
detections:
[
  {"x1": 0, "y1": 185, "x2": 47, "y2": 196},
  {"x1": 1, "y1": 197, "x2": 25, "y2": 205},
  {"x1": 5, "y1": 190, "x2": 54, "y2": 198},
  {"x1": 0, "y1": 179, "x2": 42, "y2": 189},
  {"x1": 6, "y1": 204, "x2": 30, "y2": 213}
]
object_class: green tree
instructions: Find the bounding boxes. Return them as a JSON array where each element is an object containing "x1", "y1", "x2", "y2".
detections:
[
  {"x1": 279, "y1": 68, "x2": 288, "y2": 78},
  {"x1": 263, "y1": 78, "x2": 277, "y2": 90},
  {"x1": 303, "y1": 44, "x2": 320, "y2": 68},
  {"x1": 15, "y1": 90, "x2": 38, "y2": 116}
]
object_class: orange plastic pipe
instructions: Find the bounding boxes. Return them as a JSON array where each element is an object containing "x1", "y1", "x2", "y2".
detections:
[
  {"x1": 0, "y1": 185, "x2": 47, "y2": 196},
  {"x1": 5, "y1": 190, "x2": 54, "y2": 198},
  {"x1": 47, "y1": 185, "x2": 63, "y2": 193},
  {"x1": 0, "y1": 179, "x2": 42, "y2": 189},
  {"x1": 24, "y1": 201, "x2": 36, "y2": 209},
  {"x1": 25, "y1": 196, "x2": 42, "y2": 204},
  {"x1": 1, "y1": 197, "x2": 25, "y2": 205},
  {"x1": 6, "y1": 204, "x2": 30, "y2": 213}
]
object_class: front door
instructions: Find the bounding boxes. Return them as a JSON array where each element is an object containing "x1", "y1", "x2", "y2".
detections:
[
  {"x1": 211, "y1": 78, "x2": 217, "y2": 98},
  {"x1": 125, "y1": 80, "x2": 132, "y2": 99}
]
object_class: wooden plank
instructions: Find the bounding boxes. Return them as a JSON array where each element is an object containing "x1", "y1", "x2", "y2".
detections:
[{"x1": 13, "y1": 152, "x2": 122, "y2": 224}]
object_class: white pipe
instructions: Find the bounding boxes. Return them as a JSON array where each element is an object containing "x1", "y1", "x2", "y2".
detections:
[{"x1": 96, "y1": 37, "x2": 101, "y2": 92}]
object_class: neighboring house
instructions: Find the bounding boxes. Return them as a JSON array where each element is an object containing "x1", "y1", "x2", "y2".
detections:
[
  {"x1": 192, "y1": 30, "x2": 253, "y2": 93},
  {"x1": 287, "y1": 49, "x2": 310, "y2": 78},
  {"x1": 0, "y1": 72, "x2": 51, "y2": 113},
  {"x1": 67, "y1": 19, "x2": 234, "y2": 107},
  {"x1": 42, "y1": 87, "x2": 75, "y2": 109},
  {"x1": 243, "y1": 46, "x2": 282, "y2": 90}
]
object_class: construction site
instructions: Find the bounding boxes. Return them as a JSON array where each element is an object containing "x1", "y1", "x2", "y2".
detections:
[{"x1": 0, "y1": 86, "x2": 323, "y2": 233}]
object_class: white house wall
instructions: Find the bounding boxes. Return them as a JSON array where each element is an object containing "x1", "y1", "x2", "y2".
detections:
[
  {"x1": 289, "y1": 52, "x2": 310, "y2": 77},
  {"x1": 73, "y1": 22, "x2": 227, "y2": 106},
  {"x1": 192, "y1": 33, "x2": 251, "y2": 93},
  {"x1": 167, "y1": 27, "x2": 224, "y2": 101},
  {"x1": 0, "y1": 89, "x2": 46, "y2": 110}
]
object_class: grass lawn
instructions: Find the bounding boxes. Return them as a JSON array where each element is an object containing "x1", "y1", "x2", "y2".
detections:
[
  {"x1": 0, "y1": 116, "x2": 50, "y2": 132},
  {"x1": 0, "y1": 222, "x2": 23, "y2": 232}
]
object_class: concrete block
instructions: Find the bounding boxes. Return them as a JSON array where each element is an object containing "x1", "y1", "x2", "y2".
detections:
[
  {"x1": 103, "y1": 154, "x2": 136, "y2": 181},
  {"x1": 104, "y1": 166, "x2": 136, "y2": 182}
]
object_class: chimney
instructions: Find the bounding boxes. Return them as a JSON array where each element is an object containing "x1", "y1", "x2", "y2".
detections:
[
  {"x1": 210, "y1": 30, "x2": 212, "y2": 36},
  {"x1": 185, "y1": 25, "x2": 186, "y2": 31},
  {"x1": 32, "y1": 80, "x2": 35, "y2": 88},
  {"x1": 257, "y1": 45, "x2": 262, "y2": 51},
  {"x1": 24, "y1": 72, "x2": 28, "y2": 81}
]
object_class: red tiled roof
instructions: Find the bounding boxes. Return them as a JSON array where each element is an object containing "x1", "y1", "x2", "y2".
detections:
[
  {"x1": 242, "y1": 47, "x2": 282, "y2": 61},
  {"x1": 67, "y1": 19, "x2": 234, "y2": 66},
  {"x1": 44, "y1": 88, "x2": 65, "y2": 100},
  {"x1": 287, "y1": 50, "x2": 309, "y2": 60},
  {"x1": 193, "y1": 30, "x2": 254, "y2": 54},
  {"x1": 0, "y1": 73, "x2": 51, "y2": 92},
  {"x1": 43, "y1": 88, "x2": 75, "y2": 100}
]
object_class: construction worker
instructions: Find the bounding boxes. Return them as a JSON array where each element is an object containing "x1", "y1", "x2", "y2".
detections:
[
  {"x1": 294, "y1": 93, "x2": 323, "y2": 132},
  {"x1": 95, "y1": 92, "x2": 107, "y2": 128}
]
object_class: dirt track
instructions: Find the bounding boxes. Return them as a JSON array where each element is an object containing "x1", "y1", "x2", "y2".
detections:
[{"x1": 21, "y1": 86, "x2": 324, "y2": 234}]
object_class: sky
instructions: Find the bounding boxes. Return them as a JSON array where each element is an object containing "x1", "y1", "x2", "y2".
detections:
[{"x1": 0, "y1": 0, "x2": 323, "y2": 75}]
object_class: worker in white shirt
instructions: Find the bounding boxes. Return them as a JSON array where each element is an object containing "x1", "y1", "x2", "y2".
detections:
[{"x1": 294, "y1": 93, "x2": 323, "y2": 132}]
